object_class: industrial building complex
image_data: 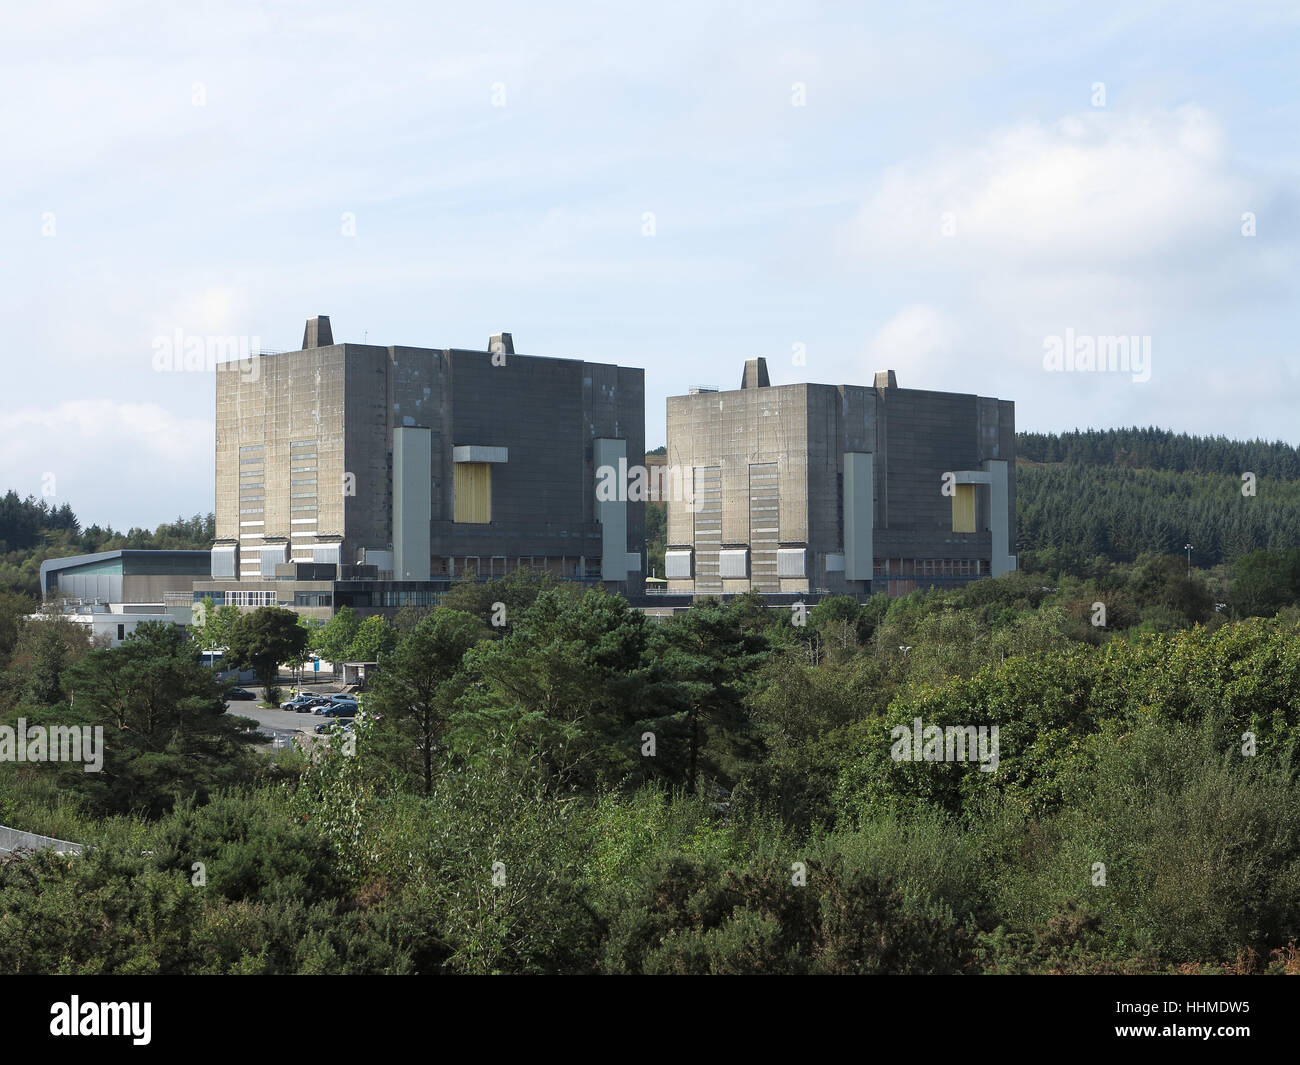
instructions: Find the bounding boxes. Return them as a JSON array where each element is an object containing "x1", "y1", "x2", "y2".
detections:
[
  {"x1": 41, "y1": 318, "x2": 1017, "y2": 631},
  {"x1": 191, "y1": 317, "x2": 645, "y2": 617},
  {"x1": 663, "y1": 359, "x2": 1016, "y2": 598}
]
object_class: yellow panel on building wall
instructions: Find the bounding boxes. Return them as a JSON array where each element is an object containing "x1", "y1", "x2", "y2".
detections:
[
  {"x1": 952, "y1": 483, "x2": 976, "y2": 533},
  {"x1": 454, "y1": 463, "x2": 492, "y2": 523}
]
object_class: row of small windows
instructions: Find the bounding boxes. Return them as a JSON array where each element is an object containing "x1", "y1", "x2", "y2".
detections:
[{"x1": 225, "y1": 590, "x2": 276, "y2": 606}]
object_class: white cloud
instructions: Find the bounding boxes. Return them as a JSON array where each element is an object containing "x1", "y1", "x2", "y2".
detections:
[
  {"x1": 865, "y1": 305, "x2": 957, "y2": 389},
  {"x1": 0, "y1": 401, "x2": 213, "y2": 529},
  {"x1": 850, "y1": 106, "x2": 1263, "y2": 277}
]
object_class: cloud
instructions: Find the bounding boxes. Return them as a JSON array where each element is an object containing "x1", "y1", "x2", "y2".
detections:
[
  {"x1": 865, "y1": 305, "x2": 957, "y2": 388},
  {"x1": 0, "y1": 401, "x2": 213, "y2": 530},
  {"x1": 850, "y1": 105, "x2": 1272, "y2": 280}
]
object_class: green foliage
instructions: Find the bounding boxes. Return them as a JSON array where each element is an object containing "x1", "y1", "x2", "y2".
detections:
[
  {"x1": 600, "y1": 852, "x2": 970, "y2": 974},
  {"x1": 1231, "y1": 547, "x2": 1300, "y2": 617},
  {"x1": 226, "y1": 606, "x2": 307, "y2": 704},
  {"x1": 56, "y1": 621, "x2": 261, "y2": 816},
  {"x1": 316, "y1": 605, "x2": 359, "y2": 667},
  {"x1": 4, "y1": 567, "x2": 1300, "y2": 974},
  {"x1": 1019, "y1": 426, "x2": 1300, "y2": 479},
  {"x1": 1018, "y1": 463, "x2": 1300, "y2": 566},
  {"x1": 437, "y1": 568, "x2": 572, "y2": 632},
  {"x1": 192, "y1": 600, "x2": 242, "y2": 652},
  {"x1": 367, "y1": 609, "x2": 490, "y2": 793},
  {"x1": 345, "y1": 614, "x2": 396, "y2": 662},
  {"x1": 649, "y1": 598, "x2": 769, "y2": 794},
  {"x1": 646, "y1": 499, "x2": 666, "y2": 578},
  {"x1": 458, "y1": 587, "x2": 658, "y2": 788}
]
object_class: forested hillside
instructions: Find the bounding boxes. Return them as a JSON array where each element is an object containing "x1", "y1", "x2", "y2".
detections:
[
  {"x1": 1018, "y1": 426, "x2": 1300, "y2": 479},
  {"x1": 1017, "y1": 428, "x2": 1300, "y2": 568}
]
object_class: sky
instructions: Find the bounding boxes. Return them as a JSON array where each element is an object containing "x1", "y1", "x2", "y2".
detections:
[{"x1": 2, "y1": 0, "x2": 1298, "y2": 530}]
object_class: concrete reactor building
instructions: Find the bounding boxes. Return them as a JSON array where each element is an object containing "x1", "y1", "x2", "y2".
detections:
[
  {"x1": 663, "y1": 359, "x2": 1015, "y2": 598},
  {"x1": 193, "y1": 317, "x2": 645, "y2": 616}
]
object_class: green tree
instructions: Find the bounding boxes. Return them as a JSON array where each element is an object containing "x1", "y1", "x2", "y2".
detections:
[
  {"x1": 368, "y1": 609, "x2": 489, "y2": 793},
  {"x1": 193, "y1": 600, "x2": 242, "y2": 653},
  {"x1": 14, "y1": 612, "x2": 89, "y2": 706},
  {"x1": 1127, "y1": 553, "x2": 1215, "y2": 624},
  {"x1": 63, "y1": 621, "x2": 260, "y2": 815},
  {"x1": 226, "y1": 607, "x2": 307, "y2": 705},
  {"x1": 461, "y1": 587, "x2": 656, "y2": 787},
  {"x1": 651, "y1": 598, "x2": 768, "y2": 795},
  {"x1": 347, "y1": 615, "x2": 397, "y2": 663},
  {"x1": 0, "y1": 589, "x2": 34, "y2": 671},
  {"x1": 1231, "y1": 548, "x2": 1300, "y2": 618},
  {"x1": 316, "y1": 606, "x2": 360, "y2": 674}
]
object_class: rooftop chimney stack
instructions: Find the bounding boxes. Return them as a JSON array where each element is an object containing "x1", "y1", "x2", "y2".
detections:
[
  {"x1": 741, "y1": 357, "x2": 770, "y2": 390},
  {"x1": 302, "y1": 316, "x2": 333, "y2": 349},
  {"x1": 489, "y1": 332, "x2": 514, "y2": 355},
  {"x1": 874, "y1": 369, "x2": 898, "y2": 389}
]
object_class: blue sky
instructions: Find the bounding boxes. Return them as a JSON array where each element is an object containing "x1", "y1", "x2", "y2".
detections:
[{"x1": 3, "y1": 0, "x2": 1298, "y2": 529}]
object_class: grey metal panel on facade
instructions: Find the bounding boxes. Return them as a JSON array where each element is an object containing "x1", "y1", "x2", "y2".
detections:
[
  {"x1": 718, "y1": 547, "x2": 749, "y2": 579},
  {"x1": 393, "y1": 426, "x2": 432, "y2": 581},
  {"x1": 211, "y1": 542, "x2": 238, "y2": 579},
  {"x1": 777, "y1": 547, "x2": 807, "y2": 578},
  {"x1": 593, "y1": 438, "x2": 627, "y2": 581},
  {"x1": 58, "y1": 573, "x2": 123, "y2": 601},
  {"x1": 843, "y1": 452, "x2": 873, "y2": 581},
  {"x1": 665, "y1": 549, "x2": 693, "y2": 579}
]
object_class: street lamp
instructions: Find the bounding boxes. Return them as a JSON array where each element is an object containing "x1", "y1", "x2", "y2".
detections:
[{"x1": 1184, "y1": 544, "x2": 1194, "y2": 578}]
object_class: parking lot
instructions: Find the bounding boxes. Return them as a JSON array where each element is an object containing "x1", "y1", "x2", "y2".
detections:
[{"x1": 224, "y1": 686, "x2": 358, "y2": 748}]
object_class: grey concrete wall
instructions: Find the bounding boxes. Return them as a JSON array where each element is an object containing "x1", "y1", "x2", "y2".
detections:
[
  {"x1": 665, "y1": 371, "x2": 1016, "y2": 597},
  {"x1": 216, "y1": 345, "x2": 347, "y2": 570},
  {"x1": 0, "y1": 825, "x2": 83, "y2": 856},
  {"x1": 222, "y1": 330, "x2": 645, "y2": 595}
]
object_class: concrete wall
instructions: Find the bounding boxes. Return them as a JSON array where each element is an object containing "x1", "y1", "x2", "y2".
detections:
[
  {"x1": 0, "y1": 825, "x2": 83, "y2": 856},
  {"x1": 665, "y1": 370, "x2": 1016, "y2": 597},
  {"x1": 216, "y1": 345, "x2": 347, "y2": 574},
  {"x1": 220, "y1": 328, "x2": 645, "y2": 597}
]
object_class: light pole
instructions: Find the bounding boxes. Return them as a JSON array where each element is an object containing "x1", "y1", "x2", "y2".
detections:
[{"x1": 1184, "y1": 543, "x2": 1194, "y2": 579}]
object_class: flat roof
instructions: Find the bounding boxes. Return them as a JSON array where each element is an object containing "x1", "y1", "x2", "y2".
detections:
[{"x1": 41, "y1": 549, "x2": 211, "y2": 586}]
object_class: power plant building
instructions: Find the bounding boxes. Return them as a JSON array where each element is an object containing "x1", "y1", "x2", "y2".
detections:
[
  {"x1": 193, "y1": 317, "x2": 645, "y2": 616},
  {"x1": 662, "y1": 359, "x2": 1016, "y2": 598}
]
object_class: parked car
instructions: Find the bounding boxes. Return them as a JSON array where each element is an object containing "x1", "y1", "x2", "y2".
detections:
[
  {"x1": 318, "y1": 703, "x2": 356, "y2": 718},
  {"x1": 227, "y1": 688, "x2": 256, "y2": 701},
  {"x1": 280, "y1": 695, "x2": 326, "y2": 712},
  {"x1": 315, "y1": 718, "x2": 355, "y2": 735}
]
